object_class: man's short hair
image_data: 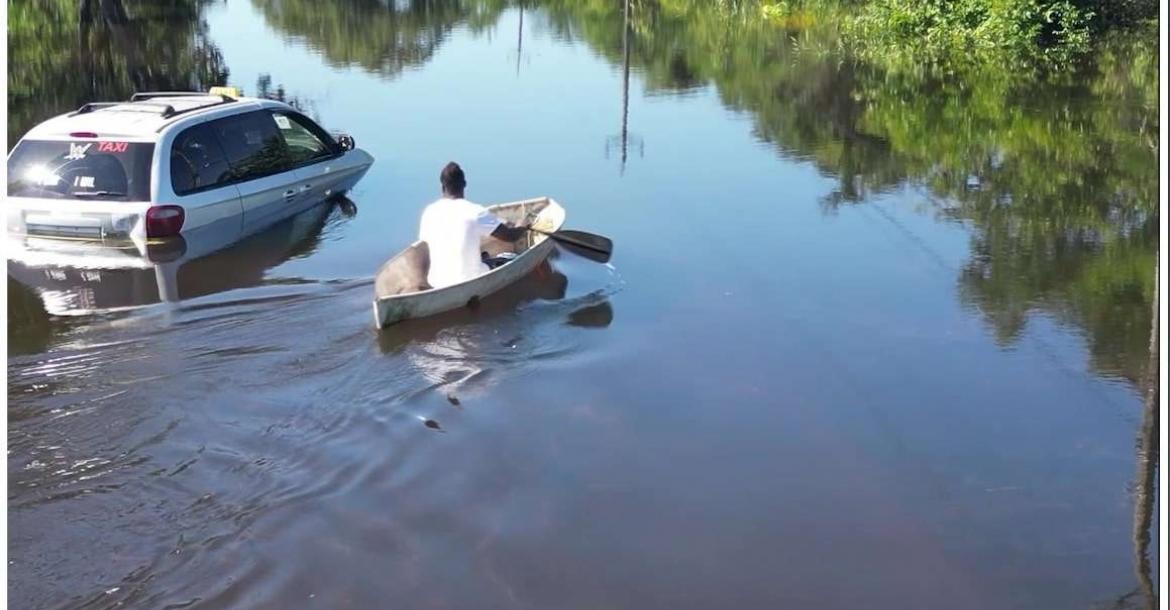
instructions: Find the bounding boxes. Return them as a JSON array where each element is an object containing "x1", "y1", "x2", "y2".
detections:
[{"x1": 441, "y1": 162, "x2": 466, "y2": 193}]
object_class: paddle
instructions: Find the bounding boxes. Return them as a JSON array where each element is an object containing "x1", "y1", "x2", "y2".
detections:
[{"x1": 529, "y1": 227, "x2": 613, "y2": 264}]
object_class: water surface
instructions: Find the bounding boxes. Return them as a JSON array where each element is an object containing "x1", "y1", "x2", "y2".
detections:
[{"x1": 6, "y1": 1, "x2": 1159, "y2": 608}]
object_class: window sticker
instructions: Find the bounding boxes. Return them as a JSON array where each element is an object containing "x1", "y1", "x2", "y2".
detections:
[
  {"x1": 97, "y1": 141, "x2": 129, "y2": 153},
  {"x1": 274, "y1": 115, "x2": 291, "y2": 129},
  {"x1": 65, "y1": 142, "x2": 92, "y2": 160}
]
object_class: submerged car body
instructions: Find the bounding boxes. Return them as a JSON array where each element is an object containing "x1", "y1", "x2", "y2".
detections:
[{"x1": 6, "y1": 89, "x2": 374, "y2": 254}]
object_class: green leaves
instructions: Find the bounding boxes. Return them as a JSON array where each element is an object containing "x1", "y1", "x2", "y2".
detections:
[{"x1": 840, "y1": 0, "x2": 1153, "y2": 70}]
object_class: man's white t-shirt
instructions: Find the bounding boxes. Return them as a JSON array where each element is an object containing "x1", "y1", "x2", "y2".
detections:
[{"x1": 418, "y1": 197, "x2": 503, "y2": 289}]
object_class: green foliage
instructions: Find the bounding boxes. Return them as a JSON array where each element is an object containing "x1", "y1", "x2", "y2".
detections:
[
  {"x1": 760, "y1": 0, "x2": 1157, "y2": 69},
  {"x1": 847, "y1": 0, "x2": 1095, "y2": 68}
]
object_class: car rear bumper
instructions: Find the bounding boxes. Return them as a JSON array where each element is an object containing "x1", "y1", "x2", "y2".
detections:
[
  {"x1": 6, "y1": 196, "x2": 150, "y2": 243},
  {"x1": 5, "y1": 230, "x2": 154, "y2": 269}
]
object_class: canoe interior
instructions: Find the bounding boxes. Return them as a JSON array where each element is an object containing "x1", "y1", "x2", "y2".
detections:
[{"x1": 481, "y1": 197, "x2": 557, "y2": 259}]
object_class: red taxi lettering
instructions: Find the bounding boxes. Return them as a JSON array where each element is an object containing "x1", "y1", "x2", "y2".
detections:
[{"x1": 97, "y1": 141, "x2": 129, "y2": 153}]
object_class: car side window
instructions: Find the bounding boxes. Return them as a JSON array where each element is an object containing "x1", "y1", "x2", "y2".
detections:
[
  {"x1": 207, "y1": 111, "x2": 293, "y2": 182},
  {"x1": 272, "y1": 111, "x2": 337, "y2": 165},
  {"x1": 170, "y1": 124, "x2": 232, "y2": 195}
]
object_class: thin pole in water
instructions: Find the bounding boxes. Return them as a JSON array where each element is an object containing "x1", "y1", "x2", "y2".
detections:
[
  {"x1": 516, "y1": 7, "x2": 523, "y2": 77},
  {"x1": 620, "y1": 0, "x2": 630, "y2": 174}
]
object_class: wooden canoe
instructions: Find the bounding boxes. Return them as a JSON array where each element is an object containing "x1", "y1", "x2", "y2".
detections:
[{"x1": 372, "y1": 197, "x2": 566, "y2": 328}]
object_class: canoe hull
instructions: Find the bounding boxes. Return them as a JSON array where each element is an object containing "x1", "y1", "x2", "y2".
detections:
[{"x1": 373, "y1": 197, "x2": 565, "y2": 328}]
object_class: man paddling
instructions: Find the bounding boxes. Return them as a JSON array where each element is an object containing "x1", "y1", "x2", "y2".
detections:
[{"x1": 418, "y1": 162, "x2": 529, "y2": 289}]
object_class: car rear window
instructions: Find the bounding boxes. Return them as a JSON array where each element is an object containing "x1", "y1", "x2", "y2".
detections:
[{"x1": 6, "y1": 140, "x2": 154, "y2": 201}]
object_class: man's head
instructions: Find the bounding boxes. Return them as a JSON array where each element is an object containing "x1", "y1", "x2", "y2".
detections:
[{"x1": 440, "y1": 162, "x2": 466, "y2": 198}]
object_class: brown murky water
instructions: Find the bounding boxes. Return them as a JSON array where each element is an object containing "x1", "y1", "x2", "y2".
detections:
[{"x1": 7, "y1": 1, "x2": 1159, "y2": 608}]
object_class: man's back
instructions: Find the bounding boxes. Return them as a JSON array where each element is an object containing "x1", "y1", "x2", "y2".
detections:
[{"x1": 418, "y1": 197, "x2": 500, "y2": 289}]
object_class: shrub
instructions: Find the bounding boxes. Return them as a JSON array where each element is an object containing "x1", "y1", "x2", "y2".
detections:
[{"x1": 846, "y1": 0, "x2": 1097, "y2": 67}]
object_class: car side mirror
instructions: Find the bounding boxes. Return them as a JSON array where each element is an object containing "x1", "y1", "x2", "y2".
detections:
[{"x1": 335, "y1": 133, "x2": 355, "y2": 151}]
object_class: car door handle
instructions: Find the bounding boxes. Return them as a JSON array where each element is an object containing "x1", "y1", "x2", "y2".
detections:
[
  {"x1": 301, "y1": 184, "x2": 313, "y2": 192},
  {"x1": 283, "y1": 189, "x2": 297, "y2": 200}
]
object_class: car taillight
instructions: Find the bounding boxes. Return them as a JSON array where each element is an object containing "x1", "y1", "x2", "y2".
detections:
[{"x1": 145, "y1": 205, "x2": 185, "y2": 238}]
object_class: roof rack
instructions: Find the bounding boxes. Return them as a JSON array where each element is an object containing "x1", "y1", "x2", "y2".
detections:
[
  {"x1": 132, "y1": 91, "x2": 239, "y2": 121},
  {"x1": 154, "y1": 98, "x2": 238, "y2": 128},
  {"x1": 71, "y1": 101, "x2": 176, "y2": 117},
  {"x1": 67, "y1": 93, "x2": 238, "y2": 120},
  {"x1": 70, "y1": 102, "x2": 121, "y2": 115},
  {"x1": 130, "y1": 91, "x2": 234, "y2": 102}
]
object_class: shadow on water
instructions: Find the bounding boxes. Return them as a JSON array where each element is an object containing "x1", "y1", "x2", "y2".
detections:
[{"x1": 565, "y1": 299, "x2": 614, "y2": 328}]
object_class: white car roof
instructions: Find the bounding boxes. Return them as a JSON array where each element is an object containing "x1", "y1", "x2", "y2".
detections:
[{"x1": 21, "y1": 95, "x2": 294, "y2": 142}]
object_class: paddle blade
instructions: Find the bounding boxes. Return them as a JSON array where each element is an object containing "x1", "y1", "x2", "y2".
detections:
[{"x1": 548, "y1": 230, "x2": 613, "y2": 263}]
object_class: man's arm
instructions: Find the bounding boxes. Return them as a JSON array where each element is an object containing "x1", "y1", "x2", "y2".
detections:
[
  {"x1": 490, "y1": 222, "x2": 529, "y2": 242},
  {"x1": 474, "y1": 206, "x2": 528, "y2": 242}
]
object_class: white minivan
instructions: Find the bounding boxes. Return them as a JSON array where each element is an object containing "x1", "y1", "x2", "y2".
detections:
[{"x1": 6, "y1": 89, "x2": 374, "y2": 250}]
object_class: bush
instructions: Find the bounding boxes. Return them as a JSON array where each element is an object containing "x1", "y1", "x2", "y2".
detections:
[{"x1": 846, "y1": 0, "x2": 1098, "y2": 67}]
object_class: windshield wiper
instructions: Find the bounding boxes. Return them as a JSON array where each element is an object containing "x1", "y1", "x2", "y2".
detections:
[{"x1": 71, "y1": 191, "x2": 126, "y2": 198}]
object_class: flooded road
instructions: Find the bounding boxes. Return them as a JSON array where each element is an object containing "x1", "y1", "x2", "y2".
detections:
[{"x1": 7, "y1": 1, "x2": 1159, "y2": 608}]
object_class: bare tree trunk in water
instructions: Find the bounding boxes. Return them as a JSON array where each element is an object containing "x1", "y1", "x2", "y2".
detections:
[{"x1": 1131, "y1": 251, "x2": 1159, "y2": 610}]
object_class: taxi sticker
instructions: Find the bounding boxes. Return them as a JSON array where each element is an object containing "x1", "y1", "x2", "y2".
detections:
[{"x1": 97, "y1": 141, "x2": 129, "y2": 153}]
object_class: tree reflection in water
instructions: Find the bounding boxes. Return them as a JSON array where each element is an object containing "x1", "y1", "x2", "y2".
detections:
[{"x1": 7, "y1": 0, "x2": 229, "y2": 149}]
